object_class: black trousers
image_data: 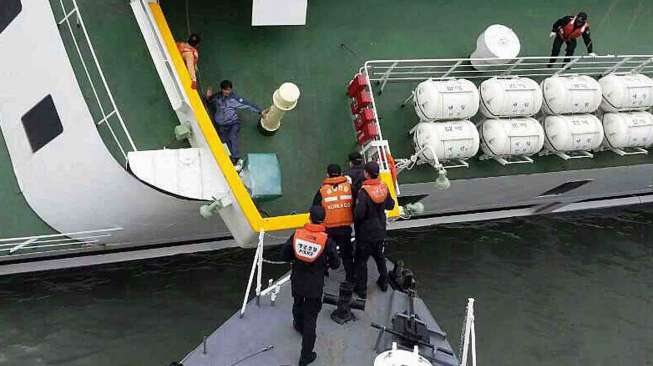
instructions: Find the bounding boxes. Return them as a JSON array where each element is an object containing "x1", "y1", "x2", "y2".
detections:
[
  {"x1": 549, "y1": 37, "x2": 577, "y2": 65},
  {"x1": 292, "y1": 296, "x2": 322, "y2": 359},
  {"x1": 330, "y1": 231, "x2": 354, "y2": 283},
  {"x1": 354, "y1": 239, "x2": 388, "y2": 293}
]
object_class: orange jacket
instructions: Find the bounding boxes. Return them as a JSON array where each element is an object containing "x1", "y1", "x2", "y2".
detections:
[
  {"x1": 176, "y1": 42, "x2": 198, "y2": 64},
  {"x1": 361, "y1": 178, "x2": 389, "y2": 204},
  {"x1": 319, "y1": 176, "x2": 354, "y2": 228},
  {"x1": 293, "y1": 224, "x2": 328, "y2": 263}
]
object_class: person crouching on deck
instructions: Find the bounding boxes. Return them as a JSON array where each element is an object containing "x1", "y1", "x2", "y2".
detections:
[
  {"x1": 548, "y1": 12, "x2": 596, "y2": 67},
  {"x1": 280, "y1": 206, "x2": 341, "y2": 366},
  {"x1": 205, "y1": 80, "x2": 265, "y2": 172},
  {"x1": 176, "y1": 33, "x2": 201, "y2": 89}
]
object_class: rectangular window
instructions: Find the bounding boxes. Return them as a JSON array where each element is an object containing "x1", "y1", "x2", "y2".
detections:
[
  {"x1": 538, "y1": 180, "x2": 592, "y2": 197},
  {"x1": 0, "y1": 0, "x2": 22, "y2": 34},
  {"x1": 22, "y1": 95, "x2": 64, "y2": 153}
]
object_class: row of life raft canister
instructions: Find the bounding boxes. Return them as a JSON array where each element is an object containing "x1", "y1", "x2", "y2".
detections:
[{"x1": 411, "y1": 73, "x2": 653, "y2": 165}]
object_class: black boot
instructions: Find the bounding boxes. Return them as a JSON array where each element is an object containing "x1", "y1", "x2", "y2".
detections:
[
  {"x1": 299, "y1": 352, "x2": 317, "y2": 366},
  {"x1": 293, "y1": 321, "x2": 302, "y2": 334},
  {"x1": 377, "y1": 278, "x2": 388, "y2": 292}
]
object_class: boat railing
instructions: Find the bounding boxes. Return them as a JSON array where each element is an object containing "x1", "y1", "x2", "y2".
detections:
[
  {"x1": 239, "y1": 231, "x2": 291, "y2": 318},
  {"x1": 362, "y1": 54, "x2": 653, "y2": 94},
  {"x1": 53, "y1": 0, "x2": 138, "y2": 163},
  {"x1": 458, "y1": 298, "x2": 477, "y2": 366},
  {"x1": 0, "y1": 227, "x2": 123, "y2": 255}
]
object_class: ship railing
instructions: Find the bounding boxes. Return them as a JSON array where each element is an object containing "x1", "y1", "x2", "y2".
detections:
[
  {"x1": 239, "y1": 231, "x2": 291, "y2": 318},
  {"x1": 53, "y1": 0, "x2": 138, "y2": 163},
  {"x1": 358, "y1": 54, "x2": 653, "y2": 187},
  {"x1": 362, "y1": 54, "x2": 653, "y2": 94},
  {"x1": 0, "y1": 227, "x2": 123, "y2": 255},
  {"x1": 458, "y1": 298, "x2": 477, "y2": 366}
]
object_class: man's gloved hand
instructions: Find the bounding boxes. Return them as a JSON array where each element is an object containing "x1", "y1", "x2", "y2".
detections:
[
  {"x1": 588, "y1": 52, "x2": 598, "y2": 57},
  {"x1": 191, "y1": 80, "x2": 198, "y2": 90},
  {"x1": 549, "y1": 32, "x2": 557, "y2": 39}
]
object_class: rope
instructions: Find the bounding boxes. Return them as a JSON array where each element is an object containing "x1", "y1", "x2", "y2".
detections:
[
  {"x1": 261, "y1": 258, "x2": 289, "y2": 265},
  {"x1": 227, "y1": 345, "x2": 274, "y2": 366},
  {"x1": 184, "y1": 0, "x2": 191, "y2": 36}
]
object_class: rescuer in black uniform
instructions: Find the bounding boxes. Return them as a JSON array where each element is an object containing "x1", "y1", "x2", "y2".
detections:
[
  {"x1": 353, "y1": 162, "x2": 395, "y2": 299},
  {"x1": 312, "y1": 164, "x2": 355, "y2": 283},
  {"x1": 280, "y1": 206, "x2": 341, "y2": 366},
  {"x1": 344, "y1": 152, "x2": 365, "y2": 204},
  {"x1": 548, "y1": 11, "x2": 595, "y2": 67}
]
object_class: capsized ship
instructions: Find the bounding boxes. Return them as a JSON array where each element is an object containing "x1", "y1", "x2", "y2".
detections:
[{"x1": 1, "y1": 0, "x2": 653, "y2": 274}]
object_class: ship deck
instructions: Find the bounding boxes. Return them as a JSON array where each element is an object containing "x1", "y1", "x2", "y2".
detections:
[{"x1": 2, "y1": 0, "x2": 653, "y2": 237}]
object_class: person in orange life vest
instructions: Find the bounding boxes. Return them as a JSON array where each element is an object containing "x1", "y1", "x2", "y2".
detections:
[
  {"x1": 312, "y1": 164, "x2": 355, "y2": 282},
  {"x1": 279, "y1": 206, "x2": 340, "y2": 366},
  {"x1": 548, "y1": 12, "x2": 595, "y2": 67},
  {"x1": 353, "y1": 162, "x2": 395, "y2": 299},
  {"x1": 176, "y1": 33, "x2": 200, "y2": 89}
]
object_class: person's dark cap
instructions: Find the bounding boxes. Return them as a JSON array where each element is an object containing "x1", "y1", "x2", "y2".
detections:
[
  {"x1": 576, "y1": 12, "x2": 588, "y2": 22},
  {"x1": 327, "y1": 164, "x2": 341, "y2": 177},
  {"x1": 309, "y1": 205, "x2": 326, "y2": 224},
  {"x1": 348, "y1": 152, "x2": 363, "y2": 164},
  {"x1": 364, "y1": 161, "x2": 380, "y2": 178},
  {"x1": 188, "y1": 33, "x2": 201, "y2": 47}
]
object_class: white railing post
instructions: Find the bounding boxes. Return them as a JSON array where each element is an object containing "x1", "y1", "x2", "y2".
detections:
[
  {"x1": 553, "y1": 57, "x2": 580, "y2": 76},
  {"x1": 441, "y1": 59, "x2": 464, "y2": 79},
  {"x1": 378, "y1": 61, "x2": 398, "y2": 94},
  {"x1": 459, "y1": 298, "x2": 476, "y2": 366},
  {"x1": 240, "y1": 231, "x2": 265, "y2": 318},
  {"x1": 255, "y1": 231, "x2": 265, "y2": 305},
  {"x1": 602, "y1": 56, "x2": 631, "y2": 76},
  {"x1": 633, "y1": 57, "x2": 653, "y2": 74}
]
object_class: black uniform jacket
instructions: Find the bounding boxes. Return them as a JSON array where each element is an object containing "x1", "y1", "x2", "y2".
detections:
[
  {"x1": 280, "y1": 233, "x2": 341, "y2": 299},
  {"x1": 354, "y1": 187, "x2": 395, "y2": 242},
  {"x1": 344, "y1": 164, "x2": 365, "y2": 203}
]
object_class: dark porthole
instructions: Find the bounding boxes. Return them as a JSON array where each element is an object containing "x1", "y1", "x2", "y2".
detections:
[
  {"x1": 538, "y1": 180, "x2": 593, "y2": 197},
  {"x1": 21, "y1": 95, "x2": 64, "y2": 153},
  {"x1": 0, "y1": 0, "x2": 22, "y2": 34}
]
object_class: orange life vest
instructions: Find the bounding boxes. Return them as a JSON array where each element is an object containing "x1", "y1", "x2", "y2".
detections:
[
  {"x1": 361, "y1": 178, "x2": 389, "y2": 204},
  {"x1": 293, "y1": 224, "x2": 328, "y2": 263},
  {"x1": 320, "y1": 176, "x2": 354, "y2": 228},
  {"x1": 176, "y1": 42, "x2": 198, "y2": 65},
  {"x1": 561, "y1": 16, "x2": 589, "y2": 41}
]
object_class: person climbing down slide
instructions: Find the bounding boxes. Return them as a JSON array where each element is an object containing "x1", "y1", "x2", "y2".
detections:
[{"x1": 176, "y1": 33, "x2": 201, "y2": 89}]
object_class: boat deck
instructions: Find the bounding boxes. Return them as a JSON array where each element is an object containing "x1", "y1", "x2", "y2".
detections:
[
  {"x1": 180, "y1": 260, "x2": 458, "y2": 366},
  {"x1": 2, "y1": 0, "x2": 653, "y2": 237}
]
